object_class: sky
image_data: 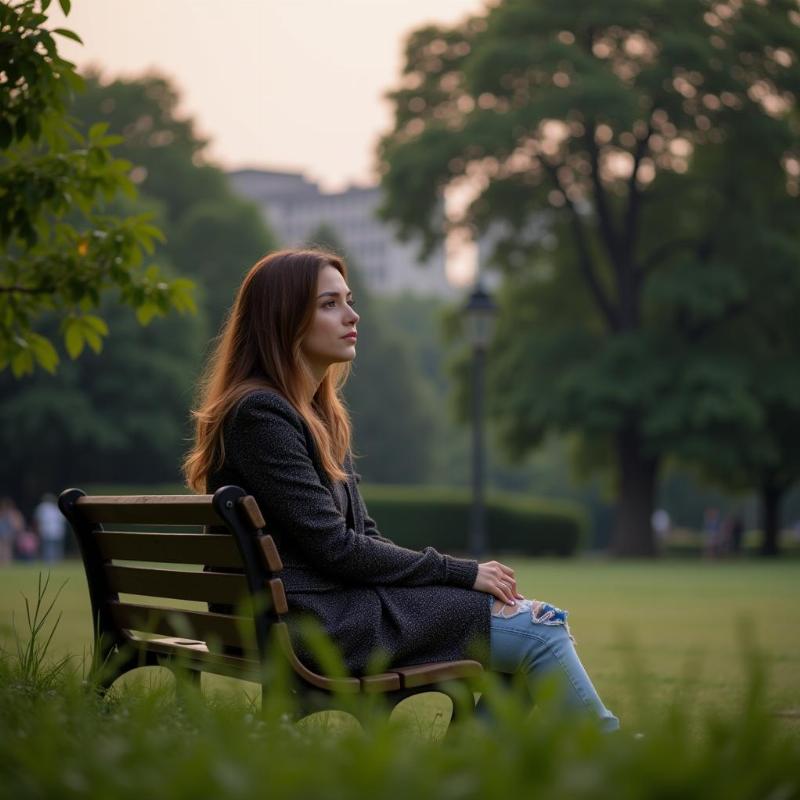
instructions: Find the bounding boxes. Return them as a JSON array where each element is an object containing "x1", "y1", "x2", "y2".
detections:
[{"x1": 51, "y1": 0, "x2": 486, "y2": 192}]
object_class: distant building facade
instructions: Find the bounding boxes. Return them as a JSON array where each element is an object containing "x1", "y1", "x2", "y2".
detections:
[{"x1": 229, "y1": 169, "x2": 454, "y2": 297}]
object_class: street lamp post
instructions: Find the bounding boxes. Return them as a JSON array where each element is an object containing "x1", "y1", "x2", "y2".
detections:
[{"x1": 464, "y1": 281, "x2": 497, "y2": 559}]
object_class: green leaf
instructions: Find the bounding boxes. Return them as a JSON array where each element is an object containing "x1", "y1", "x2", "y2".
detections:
[
  {"x1": 135, "y1": 303, "x2": 161, "y2": 325},
  {"x1": 58, "y1": 0, "x2": 72, "y2": 15},
  {"x1": 64, "y1": 319, "x2": 85, "y2": 359},
  {"x1": 169, "y1": 279, "x2": 197, "y2": 314},
  {"x1": 11, "y1": 349, "x2": 34, "y2": 378},
  {"x1": 52, "y1": 27, "x2": 83, "y2": 44},
  {"x1": 98, "y1": 134, "x2": 124, "y2": 147},
  {"x1": 139, "y1": 223, "x2": 165, "y2": 242},
  {"x1": 83, "y1": 327, "x2": 102, "y2": 353},
  {"x1": 88, "y1": 121, "x2": 109, "y2": 140},
  {"x1": 82, "y1": 315, "x2": 109, "y2": 336},
  {"x1": 29, "y1": 334, "x2": 59, "y2": 373}
]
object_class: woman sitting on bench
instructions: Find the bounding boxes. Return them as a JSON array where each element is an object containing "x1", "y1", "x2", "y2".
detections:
[{"x1": 183, "y1": 248, "x2": 618, "y2": 731}]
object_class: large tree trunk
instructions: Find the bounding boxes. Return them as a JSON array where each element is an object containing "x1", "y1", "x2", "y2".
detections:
[
  {"x1": 759, "y1": 478, "x2": 783, "y2": 557},
  {"x1": 610, "y1": 425, "x2": 659, "y2": 557}
]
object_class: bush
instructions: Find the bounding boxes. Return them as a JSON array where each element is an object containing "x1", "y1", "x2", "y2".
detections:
[{"x1": 361, "y1": 485, "x2": 587, "y2": 556}]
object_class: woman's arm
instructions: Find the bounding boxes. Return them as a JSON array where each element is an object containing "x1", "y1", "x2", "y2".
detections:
[
  {"x1": 227, "y1": 392, "x2": 478, "y2": 589},
  {"x1": 354, "y1": 485, "x2": 394, "y2": 545},
  {"x1": 354, "y1": 471, "x2": 521, "y2": 605}
]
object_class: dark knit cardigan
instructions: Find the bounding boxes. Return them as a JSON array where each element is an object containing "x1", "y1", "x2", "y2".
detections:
[{"x1": 207, "y1": 389, "x2": 491, "y2": 675}]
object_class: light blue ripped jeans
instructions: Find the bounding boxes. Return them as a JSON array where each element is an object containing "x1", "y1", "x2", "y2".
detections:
[{"x1": 482, "y1": 595, "x2": 619, "y2": 731}]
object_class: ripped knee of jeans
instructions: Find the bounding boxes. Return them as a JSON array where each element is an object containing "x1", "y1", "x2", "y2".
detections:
[{"x1": 491, "y1": 597, "x2": 575, "y2": 642}]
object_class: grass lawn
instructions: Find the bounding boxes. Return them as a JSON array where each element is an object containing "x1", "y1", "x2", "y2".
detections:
[{"x1": 1, "y1": 557, "x2": 798, "y2": 736}]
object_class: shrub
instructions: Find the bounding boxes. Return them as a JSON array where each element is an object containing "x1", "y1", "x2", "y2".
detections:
[{"x1": 361, "y1": 485, "x2": 587, "y2": 556}]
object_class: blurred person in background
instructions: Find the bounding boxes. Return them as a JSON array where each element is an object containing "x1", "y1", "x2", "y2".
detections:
[
  {"x1": 0, "y1": 496, "x2": 24, "y2": 565},
  {"x1": 651, "y1": 508, "x2": 671, "y2": 545},
  {"x1": 33, "y1": 493, "x2": 66, "y2": 563},
  {"x1": 703, "y1": 507, "x2": 723, "y2": 559},
  {"x1": 722, "y1": 513, "x2": 745, "y2": 557}
]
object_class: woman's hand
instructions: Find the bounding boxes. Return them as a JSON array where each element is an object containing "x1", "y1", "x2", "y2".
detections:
[{"x1": 472, "y1": 560, "x2": 524, "y2": 605}]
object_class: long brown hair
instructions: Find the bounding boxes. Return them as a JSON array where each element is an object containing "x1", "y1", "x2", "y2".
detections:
[{"x1": 183, "y1": 248, "x2": 353, "y2": 492}]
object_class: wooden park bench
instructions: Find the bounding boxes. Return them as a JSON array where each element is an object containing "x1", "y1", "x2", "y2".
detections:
[{"x1": 58, "y1": 485, "x2": 483, "y2": 724}]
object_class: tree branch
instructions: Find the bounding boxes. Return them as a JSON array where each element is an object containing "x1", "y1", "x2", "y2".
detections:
[
  {"x1": 624, "y1": 126, "x2": 653, "y2": 269},
  {"x1": 541, "y1": 159, "x2": 618, "y2": 330},
  {"x1": 585, "y1": 122, "x2": 622, "y2": 269}
]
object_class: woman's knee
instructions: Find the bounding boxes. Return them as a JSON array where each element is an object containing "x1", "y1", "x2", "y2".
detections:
[{"x1": 492, "y1": 597, "x2": 574, "y2": 640}]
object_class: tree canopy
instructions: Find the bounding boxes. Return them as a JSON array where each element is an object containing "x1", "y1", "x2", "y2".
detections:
[
  {"x1": 1, "y1": 63, "x2": 275, "y2": 508},
  {"x1": 70, "y1": 72, "x2": 277, "y2": 335},
  {"x1": 379, "y1": 0, "x2": 800, "y2": 555},
  {"x1": 0, "y1": 0, "x2": 195, "y2": 376}
]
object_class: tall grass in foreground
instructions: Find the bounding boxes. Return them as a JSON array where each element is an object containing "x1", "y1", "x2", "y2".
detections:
[{"x1": 0, "y1": 578, "x2": 798, "y2": 800}]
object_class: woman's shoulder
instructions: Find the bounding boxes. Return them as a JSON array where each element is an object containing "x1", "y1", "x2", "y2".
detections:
[
  {"x1": 222, "y1": 388, "x2": 310, "y2": 469},
  {"x1": 228, "y1": 388, "x2": 304, "y2": 433},
  {"x1": 236, "y1": 387, "x2": 297, "y2": 415}
]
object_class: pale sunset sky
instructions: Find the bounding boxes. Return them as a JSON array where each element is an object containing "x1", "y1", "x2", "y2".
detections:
[{"x1": 52, "y1": 0, "x2": 486, "y2": 192}]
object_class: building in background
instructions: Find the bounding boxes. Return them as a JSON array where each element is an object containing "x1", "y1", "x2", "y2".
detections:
[{"x1": 229, "y1": 169, "x2": 454, "y2": 297}]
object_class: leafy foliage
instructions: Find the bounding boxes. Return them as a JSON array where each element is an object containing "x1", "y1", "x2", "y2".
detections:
[
  {"x1": 1, "y1": 65, "x2": 277, "y2": 507},
  {"x1": 379, "y1": 0, "x2": 800, "y2": 554},
  {"x1": 0, "y1": 0, "x2": 196, "y2": 376},
  {"x1": 69, "y1": 72, "x2": 277, "y2": 335}
]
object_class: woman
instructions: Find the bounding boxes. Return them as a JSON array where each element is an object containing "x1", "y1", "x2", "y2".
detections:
[{"x1": 184, "y1": 249, "x2": 618, "y2": 730}]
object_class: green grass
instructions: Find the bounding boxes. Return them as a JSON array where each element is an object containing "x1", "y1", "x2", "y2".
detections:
[
  {"x1": 1, "y1": 559, "x2": 799, "y2": 799},
  {"x1": 1, "y1": 557, "x2": 798, "y2": 736}
]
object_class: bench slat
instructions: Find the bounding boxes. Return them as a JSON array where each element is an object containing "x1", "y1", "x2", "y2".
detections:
[
  {"x1": 268, "y1": 578, "x2": 289, "y2": 614},
  {"x1": 360, "y1": 672, "x2": 402, "y2": 692},
  {"x1": 259, "y1": 536, "x2": 283, "y2": 572},
  {"x1": 96, "y1": 532, "x2": 242, "y2": 567},
  {"x1": 106, "y1": 565, "x2": 250, "y2": 605},
  {"x1": 127, "y1": 636, "x2": 263, "y2": 681},
  {"x1": 110, "y1": 601, "x2": 249, "y2": 650},
  {"x1": 76, "y1": 495, "x2": 221, "y2": 525},
  {"x1": 392, "y1": 660, "x2": 484, "y2": 689}
]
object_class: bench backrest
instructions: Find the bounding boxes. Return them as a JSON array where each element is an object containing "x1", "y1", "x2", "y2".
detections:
[{"x1": 58, "y1": 486, "x2": 287, "y2": 663}]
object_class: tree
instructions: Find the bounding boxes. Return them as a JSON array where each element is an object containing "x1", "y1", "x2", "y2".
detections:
[
  {"x1": 70, "y1": 73, "x2": 278, "y2": 335},
  {"x1": 170, "y1": 199, "x2": 275, "y2": 335},
  {"x1": 681, "y1": 274, "x2": 800, "y2": 555},
  {"x1": 379, "y1": 0, "x2": 800, "y2": 555},
  {"x1": 1, "y1": 67, "x2": 276, "y2": 507},
  {"x1": 0, "y1": 0, "x2": 195, "y2": 376},
  {"x1": 0, "y1": 300, "x2": 206, "y2": 508}
]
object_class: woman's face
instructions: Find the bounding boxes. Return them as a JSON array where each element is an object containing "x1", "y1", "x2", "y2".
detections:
[{"x1": 300, "y1": 264, "x2": 359, "y2": 378}]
